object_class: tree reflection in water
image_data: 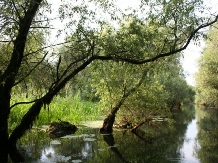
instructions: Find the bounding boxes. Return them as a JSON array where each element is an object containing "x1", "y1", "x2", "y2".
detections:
[
  {"x1": 195, "y1": 107, "x2": 218, "y2": 163},
  {"x1": 8, "y1": 106, "x2": 201, "y2": 163},
  {"x1": 103, "y1": 134, "x2": 129, "y2": 163}
]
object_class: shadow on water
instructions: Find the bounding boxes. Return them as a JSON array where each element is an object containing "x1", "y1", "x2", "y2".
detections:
[{"x1": 9, "y1": 105, "x2": 201, "y2": 163}]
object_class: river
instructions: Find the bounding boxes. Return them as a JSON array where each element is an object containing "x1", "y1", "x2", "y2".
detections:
[{"x1": 9, "y1": 106, "x2": 218, "y2": 163}]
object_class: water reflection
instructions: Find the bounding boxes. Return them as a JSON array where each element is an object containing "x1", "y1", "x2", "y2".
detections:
[
  {"x1": 181, "y1": 119, "x2": 199, "y2": 163},
  {"x1": 195, "y1": 107, "x2": 218, "y2": 163},
  {"x1": 103, "y1": 134, "x2": 129, "y2": 163},
  {"x1": 10, "y1": 105, "x2": 204, "y2": 163}
]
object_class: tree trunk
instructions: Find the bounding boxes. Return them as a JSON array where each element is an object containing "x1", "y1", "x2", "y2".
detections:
[
  {"x1": 0, "y1": 119, "x2": 9, "y2": 163},
  {"x1": 100, "y1": 103, "x2": 121, "y2": 133},
  {"x1": 9, "y1": 100, "x2": 44, "y2": 146},
  {"x1": 0, "y1": 83, "x2": 12, "y2": 162},
  {"x1": 100, "y1": 79, "x2": 143, "y2": 133},
  {"x1": 7, "y1": 56, "x2": 98, "y2": 161},
  {"x1": 0, "y1": 1, "x2": 43, "y2": 162}
]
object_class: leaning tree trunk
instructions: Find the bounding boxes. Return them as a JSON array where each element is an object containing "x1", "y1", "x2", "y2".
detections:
[
  {"x1": 100, "y1": 101, "x2": 123, "y2": 133},
  {"x1": 8, "y1": 96, "x2": 48, "y2": 162},
  {"x1": 8, "y1": 59, "x2": 95, "y2": 161},
  {"x1": 100, "y1": 79, "x2": 143, "y2": 133},
  {"x1": 8, "y1": 100, "x2": 44, "y2": 143},
  {"x1": 7, "y1": 53, "x2": 98, "y2": 162}
]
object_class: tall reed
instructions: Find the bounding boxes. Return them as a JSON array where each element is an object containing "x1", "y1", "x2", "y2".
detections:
[{"x1": 9, "y1": 94, "x2": 102, "y2": 132}]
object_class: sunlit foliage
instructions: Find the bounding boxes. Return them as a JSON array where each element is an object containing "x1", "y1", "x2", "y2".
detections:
[{"x1": 195, "y1": 23, "x2": 218, "y2": 106}]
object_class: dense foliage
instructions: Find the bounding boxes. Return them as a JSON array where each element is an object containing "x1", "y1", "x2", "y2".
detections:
[
  {"x1": 195, "y1": 23, "x2": 218, "y2": 106},
  {"x1": 91, "y1": 53, "x2": 193, "y2": 125}
]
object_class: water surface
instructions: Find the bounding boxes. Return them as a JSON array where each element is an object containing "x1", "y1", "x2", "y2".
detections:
[{"x1": 14, "y1": 106, "x2": 207, "y2": 163}]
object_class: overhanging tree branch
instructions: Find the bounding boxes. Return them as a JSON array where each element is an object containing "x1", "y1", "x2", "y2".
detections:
[{"x1": 94, "y1": 15, "x2": 218, "y2": 64}]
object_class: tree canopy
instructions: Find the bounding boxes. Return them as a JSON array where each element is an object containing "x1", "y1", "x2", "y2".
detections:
[{"x1": 195, "y1": 23, "x2": 218, "y2": 106}]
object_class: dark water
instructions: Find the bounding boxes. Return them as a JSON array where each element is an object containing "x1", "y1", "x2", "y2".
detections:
[{"x1": 12, "y1": 106, "x2": 218, "y2": 163}]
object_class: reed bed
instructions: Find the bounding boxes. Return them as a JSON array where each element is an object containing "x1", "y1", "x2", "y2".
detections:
[{"x1": 9, "y1": 94, "x2": 102, "y2": 132}]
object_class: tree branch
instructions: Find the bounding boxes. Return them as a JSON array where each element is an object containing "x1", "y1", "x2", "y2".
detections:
[
  {"x1": 95, "y1": 15, "x2": 218, "y2": 64},
  {"x1": 13, "y1": 52, "x2": 48, "y2": 86},
  {"x1": 9, "y1": 99, "x2": 39, "y2": 110}
]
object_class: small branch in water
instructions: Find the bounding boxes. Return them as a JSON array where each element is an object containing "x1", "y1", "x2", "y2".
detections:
[
  {"x1": 130, "y1": 115, "x2": 168, "y2": 132},
  {"x1": 130, "y1": 117, "x2": 150, "y2": 132}
]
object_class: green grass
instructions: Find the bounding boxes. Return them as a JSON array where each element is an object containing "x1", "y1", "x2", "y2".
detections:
[{"x1": 9, "y1": 94, "x2": 103, "y2": 132}]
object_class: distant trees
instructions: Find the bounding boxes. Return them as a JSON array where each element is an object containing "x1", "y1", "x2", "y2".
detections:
[{"x1": 0, "y1": 0, "x2": 217, "y2": 162}]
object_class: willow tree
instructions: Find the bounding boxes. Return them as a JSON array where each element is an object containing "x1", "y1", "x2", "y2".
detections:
[
  {"x1": 91, "y1": 19, "x2": 185, "y2": 131},
  {"x1": 0, "y1": 0, "x2": 217, "y2": 162},
  {"x1": 92, "y1": 52, "x2": 191, "y2": 132},
  {"x1": 92, "y1": 59, "x2": 170, "y2": 131}
]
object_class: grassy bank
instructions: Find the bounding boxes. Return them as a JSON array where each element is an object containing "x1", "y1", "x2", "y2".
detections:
[{"x1": 9, "y1": 95, "x2": 103, "y2": 132}]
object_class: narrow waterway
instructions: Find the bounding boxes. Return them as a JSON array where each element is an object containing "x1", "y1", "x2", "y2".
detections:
[
  {"x1": 165, "y1": 106, "x2": 199, "y2": 163},
  {"x1": 181, "y1": 118, "x2": 199, "y2": 163},
  {"x1": 11, "y1": 106, "x2": 214, "y2": 163}
]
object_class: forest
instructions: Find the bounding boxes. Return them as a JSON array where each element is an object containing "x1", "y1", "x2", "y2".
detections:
[{"x1": 0, "y1": 0, "x2": 217, "y2": 162}]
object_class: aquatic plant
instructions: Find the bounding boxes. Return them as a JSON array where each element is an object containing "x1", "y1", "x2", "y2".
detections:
[{"x1": 9, "y1": 95, "x2": 102, "y2": 132}]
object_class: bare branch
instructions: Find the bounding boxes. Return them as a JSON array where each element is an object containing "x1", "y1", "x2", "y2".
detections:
[
  {"x1": 23, "y1": 40, "x2": 72, "y2": 58},
  {"x1": 1, "y1": 0, "x2": 43, "y2": 83},
  {"x1": 32, "y1": 17, "x2": 59, "y2": 23},
  {"x1": 49, "y1": 55, "x2": 87, "y2": 90},
  {"x1": 56, "y1": 55, "x2": 61, "y2": 80},
  {"x1": 13, "y1": 52, "x2": 48, "y2": 86},
  {"x1": 0, "y1": 40, "x2": 12, "y2": 42},
  {"x1": 11, "y1": 0, "x2": 21, "y2": 21},
  {"x1": 10, "y1": 99, "x2": 39, "y2": 110},
  {"x1": 30, "y1": 26, "x2": 55, "y2": 29}
]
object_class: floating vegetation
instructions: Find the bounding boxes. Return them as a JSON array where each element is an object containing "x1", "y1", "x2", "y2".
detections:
[
  {"x1": 60, "y1": 134, "x2": 96, "y2": 139},
  {"x1": 72, "y1": 159, "x2": 82, "y2": 163},
  {"x1": 98, "y1": 148, "x2": 106, "y2": 151},
  {"x1": 61, "y1": 135, "x2": 81, "y2": 139},
  {"x1": 57, "y1": 155, "x2": 71, "y2": 162},
  {"x1": 50, "y1": 140, "x2": 61, "y2": 145},
  {"x1": 81, "y1": 134, "x2": 95, "y2": 137},
  {"x1": 106, "y1": 144, "x2": 119, "y2": 148},
  {"x1": 83, "y1": 138, "x2": 97, "y2": 141},
  {"x1": 80, "y1": 121, "x2": 103, "y2": 128}
]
